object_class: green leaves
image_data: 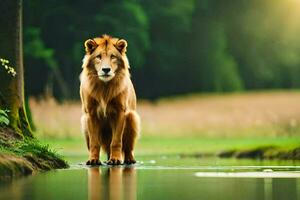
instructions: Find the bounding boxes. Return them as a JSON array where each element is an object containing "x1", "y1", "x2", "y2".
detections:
[
  {"x1": 0, "y1": 109, "x2": 10, "y2": 126},
  {"x1": 24, "y1": 27, "x2": 58, "y2": 69}
]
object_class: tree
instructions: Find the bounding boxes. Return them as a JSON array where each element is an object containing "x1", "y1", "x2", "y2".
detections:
[
  {"x1": 0, "y1": 0, "x2": 33, "y2": 137},
  {"x1": 137, "y1": 0, "x2": 196, "y2": 98},
  {"x1": 189, "y1": 0, "x2": 243, "y2": 92}
]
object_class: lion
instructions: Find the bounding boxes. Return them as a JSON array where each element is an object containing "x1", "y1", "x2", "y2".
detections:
[{"x1": 80, "y1": 34, "x2": 140, "y2": 165}]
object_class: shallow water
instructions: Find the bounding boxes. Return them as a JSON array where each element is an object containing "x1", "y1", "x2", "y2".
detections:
[{"x1": 1, "y1": 156, "x2": 300, "y2": 200}]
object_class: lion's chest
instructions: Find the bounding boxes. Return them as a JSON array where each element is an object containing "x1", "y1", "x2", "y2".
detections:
[
  {"x1": 96, "y1": 98, "x2": 109, "y2": 118},
  {"x1": 96, "y1": 98, "x2": 122, "y2": 118}
]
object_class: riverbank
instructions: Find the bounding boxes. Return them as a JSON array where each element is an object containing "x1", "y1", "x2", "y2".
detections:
[
  {"x1": 217, "y1": 146, "x2": 300, "y2": 160},
  {"x1": 0, "y1": 127, "x2": 68, "y2": 179}
]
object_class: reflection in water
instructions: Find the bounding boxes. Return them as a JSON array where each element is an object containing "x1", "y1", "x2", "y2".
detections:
[
  {"x1": 0, "y1": 158, "x2": 299, "y2": 200},
  {"x1": 88, "y1": 167, "x2": 136, "y2": 200},
  {"x1": 0, "y1": 180, "x2": 23, "y2": 200},
  {"x1": 264, "y1": 178, "x2": 272, "y2": 200}
]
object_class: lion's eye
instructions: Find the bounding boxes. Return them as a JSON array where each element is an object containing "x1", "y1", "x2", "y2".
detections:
[
  {"x1": 111, "y1": 54, "x2": 117, "y2": 59},
  {"x1": 96, "y1": 55, "x2": 102, "y2": 60}
]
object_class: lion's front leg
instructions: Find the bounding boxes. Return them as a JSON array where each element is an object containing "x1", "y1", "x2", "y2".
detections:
[
  {"x1": 86, "y1": 114, "x2": 101, "y2": 165},
  {"x1": 107, "y1": 113, "x2": 125, "y2": 165}
]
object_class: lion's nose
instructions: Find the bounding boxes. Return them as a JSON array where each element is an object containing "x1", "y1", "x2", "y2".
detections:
[{"x1": 102, "y1": 68, "x2": 111, "y2": 74}]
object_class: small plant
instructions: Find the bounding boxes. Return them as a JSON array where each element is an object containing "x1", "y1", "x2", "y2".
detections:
[
  {"x1": 0, "y1": 109, "x2": 10, "y2": 126},
  {"x1": 0, "y1": 58, "x2": 16, "y2": 127},
  {"x1": 0, "y1": 58, "x2": 16, "y2": 77}
]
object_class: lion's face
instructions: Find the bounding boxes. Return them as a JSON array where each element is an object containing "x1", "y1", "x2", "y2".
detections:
[
  {"x1": 84, "y1": 35, "x2": 128, "y2": 82},
  {"x1": 92, "y1": 46, "x2": 120, "y2": 82}
]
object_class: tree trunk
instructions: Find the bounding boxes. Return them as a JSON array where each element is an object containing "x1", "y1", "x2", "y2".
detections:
[{"x1": 0, "y1": 0, "x2": 33, "y2": 138}]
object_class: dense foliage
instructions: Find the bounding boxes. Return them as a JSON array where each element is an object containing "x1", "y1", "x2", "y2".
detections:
[{"x1": 23, "y1": 0, "x2": 300, "y2": 99}]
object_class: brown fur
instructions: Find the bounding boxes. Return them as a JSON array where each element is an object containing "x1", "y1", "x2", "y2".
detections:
[{"x1": 80, "y1": 35, "x2": 140, "y2": 165}]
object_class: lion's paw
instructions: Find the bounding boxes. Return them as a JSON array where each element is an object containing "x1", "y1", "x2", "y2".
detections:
[
  {"x1": 86, "y1": 159, "x2": 101, "y2": 166},
  {"x1": 124, "y1": 158, "x2": 136, "y2": 165},
  {"x1": 107, "y1": 158, "x2": 122, "y2": 165}
]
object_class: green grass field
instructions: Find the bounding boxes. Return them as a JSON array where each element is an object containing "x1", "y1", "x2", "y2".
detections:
[
  {"x1": 32, "y1": 91, "x2": 300, "y2": 161},
  {"x1": 39, "y1": 135, "x2": 300, "y2": 159}
]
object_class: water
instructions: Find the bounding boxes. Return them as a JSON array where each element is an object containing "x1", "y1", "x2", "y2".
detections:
[{"x1": 1, "y1": 156, "x2": 300, "y2": 200}]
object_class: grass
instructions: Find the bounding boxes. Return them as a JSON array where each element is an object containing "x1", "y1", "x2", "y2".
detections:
[
  {"x1": 29, "y1": 90, "x2": 300, "y2": 160},
  {"x1": 3, "y1": 139, "x2": 62, "y2": 160},
  {"x1": 0, "y1": 126, "x2": 68, "y2": 178},
  {"x1": 30, "y1": 90, "x2": 300, "y2": 138},
  {"x1": 39, "y1": 135, "x2": 300, "y2": 159}
]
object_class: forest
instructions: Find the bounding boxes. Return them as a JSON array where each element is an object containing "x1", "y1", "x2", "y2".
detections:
[{"x1": 22, "y1": 0, "x2": 300, "y2": 99}]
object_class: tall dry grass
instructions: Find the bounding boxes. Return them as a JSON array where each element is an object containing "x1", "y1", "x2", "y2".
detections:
[{"x1": 30, "y1": 91, "x2": 300, "y2": 138}]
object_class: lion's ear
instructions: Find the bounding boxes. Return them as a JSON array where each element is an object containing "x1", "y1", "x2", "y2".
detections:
[
  {"x1": 115, "y1": 39, "x2": 127, "y2": 53},
  {"x1": 84, "y1": 39, "x2": 97, "y2": 53}
]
